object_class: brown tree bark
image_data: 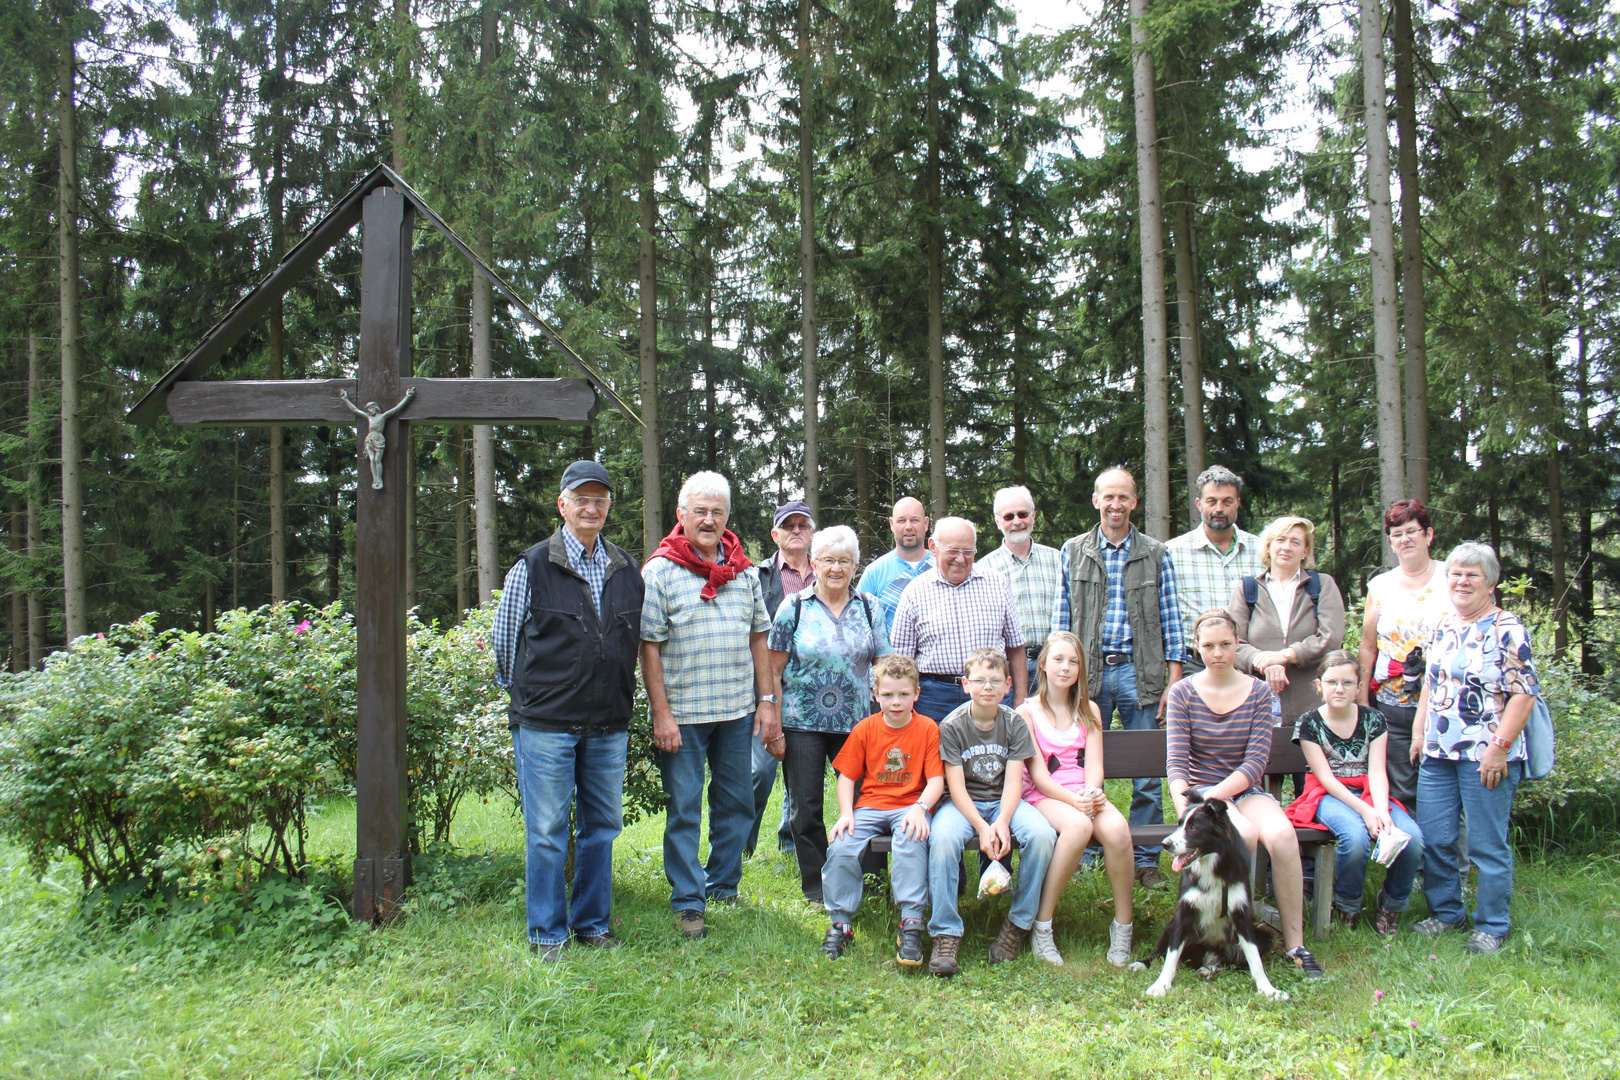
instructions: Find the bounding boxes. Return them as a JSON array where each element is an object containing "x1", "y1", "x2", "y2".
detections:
[
  {"x1": 27, "y1": 331, "x2": 44, "y2": 665},
  {"x1": 472, "y1": 2, "x2": 499, "y2": 605},
  {"x1": 636, "y1": 3, "x2": 662, "y2": 556},
  {"x1": 58, "y1": 22, "x2": 86, "y2": 641},
  {"x1": 925, "y1": 0, "x2": 946, "y2": 520},
  {"x1": 1131, "y1": 0, "x2": 1171, "y2": 539},
  {"x1": 799, "y1": 0, "x2": 819, "y2": 517},
  {"x1": 1392, "y1": 0, "x2": 1429, "y2": 501},
  {"x1": 1361, "y1": 0, "x2": 1405, "y2": 545},
  {"x1": 267, "y1": 14, "x2": 288, "y2": 604}
]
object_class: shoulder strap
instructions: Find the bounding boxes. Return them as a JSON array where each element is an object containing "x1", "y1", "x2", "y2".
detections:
[
  {"x1": 1304, "y1": 570, "x2": 1322, "y2": 610},
  {"x1": 1241, "y1": 575, "x2": 1258, "y2": 608},
  {"x1": 786, "y1": 592, "x2": 805, "y2": 669}
]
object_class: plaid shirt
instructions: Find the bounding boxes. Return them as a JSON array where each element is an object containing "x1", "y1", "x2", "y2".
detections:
[
  {"x1": 490, "y1": 527, "x2": 613, "y2": 689},
  {"x1": 890, "y1": 565, "x2": 1026, "y2": 676},
  {"x1": 1164, "y1": 525, "x2": 1262, "y2": 643},
  {"x1": 1051, "y1": 528, "x2": 1187, "y2": 663},
  {"x1": 978, "y1": 541, "x2": 1062, "y2": 653},
  {"x1": 640, "y1": 555, "x2": 770, "y2": 725}
]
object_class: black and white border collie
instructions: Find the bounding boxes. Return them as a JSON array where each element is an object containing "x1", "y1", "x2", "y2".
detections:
[{"x1": 1133, "y1": 790, "x2": 1287, "y2": 1001}]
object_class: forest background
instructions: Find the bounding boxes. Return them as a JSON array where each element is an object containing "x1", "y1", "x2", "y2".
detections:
[{"x1": 0, "y1": 0, "x2": 1615, "y2": 677}]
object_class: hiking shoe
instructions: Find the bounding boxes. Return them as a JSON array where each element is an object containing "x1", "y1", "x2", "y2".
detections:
[
  {"x1": 574, "y1": 932, "x2": 623, "y2": 949},
  {"x1": 1373, "y1": 906, "x2": 1401, "y2": 939},
  {"x1": 1135, "y1": 865, "x2": 1166, "y2": 890},
  {"x1": 822, "y1": 922, "x2": 854, "y2": 959},
  {"x1": 896, "y1": 920, "x2": 925, "y2": 966},
  {"x1": 987, "y1": 917, "x2": 1029, "y2": 964},
  {"x1": 1106, "y1": 920, "x2": 1134, "y2": 968},
  {"x1": 1032, "y1": 924, "x2": 1064, "y2": 965},
  {"x1": 928, "y1": 933, "x2": 961, "y2": 976},
  {"x1": 1286, "y1": 945, "x2": 1325, "y2": 980},
  {"x1": 675, "y1": 909, "x2": 707, "y2": 939},
  {"x1": 529, "y1": 941, "x2": 566, "y2": 962},
  {"x1": 1465, "y1": 930, "x2": 1506, "y2": 954},
  {"x1": 1411, "y1": 917, "x2": 1466, "y2": 937}
]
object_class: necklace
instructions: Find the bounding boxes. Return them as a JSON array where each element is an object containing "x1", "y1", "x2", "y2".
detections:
[{"x1": 1398, "y1": 558, "x2": 1433, "y2": 582}]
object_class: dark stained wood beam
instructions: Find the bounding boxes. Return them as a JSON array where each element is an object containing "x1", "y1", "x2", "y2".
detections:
[{"x1": 165, "y1": 377, "x2": 598, "y2": 427}]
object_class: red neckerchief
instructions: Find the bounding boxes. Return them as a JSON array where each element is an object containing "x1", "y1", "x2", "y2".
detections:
[{"x1": 648, "y1": 523, "x2": 754, "y2": 601}]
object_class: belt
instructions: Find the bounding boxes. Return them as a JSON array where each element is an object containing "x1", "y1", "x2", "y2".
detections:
[
  {"x1": 919, "y1": 672, "x2": 959, "y2": 683},
  {"x1": 1101, "y1": 652, "x2": 1131, "y2": 666}
]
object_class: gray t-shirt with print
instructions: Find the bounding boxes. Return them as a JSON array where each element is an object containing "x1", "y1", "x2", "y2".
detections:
[{"x1": 938, "y1": 703, "x2": 1035, "y2": 803}]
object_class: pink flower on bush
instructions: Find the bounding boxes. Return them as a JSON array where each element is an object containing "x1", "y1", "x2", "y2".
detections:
[
  {"x1": 294, "y1": 620, "x2": 312, "y2": 635},
  {"x1": 1374, "y1": 990, "x2": 1384, "y2": 1000}
]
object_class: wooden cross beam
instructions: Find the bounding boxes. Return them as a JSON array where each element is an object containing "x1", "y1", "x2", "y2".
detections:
[{"x1": 129, "y1": 167, "x2": 637, "y2": 924}]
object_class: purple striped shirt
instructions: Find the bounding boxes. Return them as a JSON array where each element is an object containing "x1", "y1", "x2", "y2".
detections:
[{"x1": 1165, "y1": 678, "x2": 1276, "y2": 790}]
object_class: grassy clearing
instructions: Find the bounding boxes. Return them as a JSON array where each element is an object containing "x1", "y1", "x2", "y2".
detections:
[{"x1": 2, "y1": 790, "x2": 1618, "y2": 1080}]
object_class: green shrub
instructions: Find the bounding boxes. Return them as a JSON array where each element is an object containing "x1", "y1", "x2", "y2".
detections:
[{"x1": 1513, "y1": 652, "x2": 1620, "y2": 854}]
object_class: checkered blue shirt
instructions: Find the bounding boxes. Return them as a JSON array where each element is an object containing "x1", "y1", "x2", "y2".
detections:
[
  {"x1": 1050, "y1": 527, "x2": 1187, "y2": 663},
  {"x1": 890, "y1": 565, "x2": 1026, "y2": 676},
  {"x1": 491, "y1": 526, "x2": 611, "y2": 690},
  {"x1": 978, "y1": 541, "x2": 1062, "y2": 652}
]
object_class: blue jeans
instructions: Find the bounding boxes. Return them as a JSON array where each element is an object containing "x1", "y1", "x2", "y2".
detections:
[
  {"x1": 927, "y1": 799, "x2": 1056, "y2": 937},
  {"x1": 1416, "y1": 757, "x2": 1521, "y2": 937},
  {"x1": 823, "y1": 806, "x2": 930, "y2": 924},
  {"x1": 1313, "y1": 795, "x2": 1424, "y2": 915},
  {"x1": 1093, "y1": 660, "x2": 1162, "y2": 868},
  {"x1": 657, "y1": 714, "x2": 755, "y2": 912},
  {"x1": 512, "y1": 726, "x2": 628, "y2": 946},
  {"x1": 915, "y1": 678, "x2": 967, "y2": 725}
]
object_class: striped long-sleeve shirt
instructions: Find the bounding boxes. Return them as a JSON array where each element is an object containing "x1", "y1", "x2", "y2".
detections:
[{"x1": 1164, "y1": 677, "x2": 1276, "y2": 791}]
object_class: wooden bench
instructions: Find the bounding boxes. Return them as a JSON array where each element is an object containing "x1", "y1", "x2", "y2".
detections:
[{"x1": 867, "y1": 727, "x2": 1340, "y2": 940}]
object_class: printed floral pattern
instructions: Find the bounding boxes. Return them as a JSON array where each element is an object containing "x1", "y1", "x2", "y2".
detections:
[
  {"x1": 769, "y1": 588, "x2": 891, "y2": 733},
  {"x1": 1422, "y1": 611, "x2": 1538, "y2": 763}
]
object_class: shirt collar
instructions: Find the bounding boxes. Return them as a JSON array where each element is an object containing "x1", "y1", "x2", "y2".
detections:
[
  {"x1": 561, "y1": 525, "x2": 603, "y2": 562},
  {"x1": 1098, "y1": 526, "x2": 1134, "y2": 553}
]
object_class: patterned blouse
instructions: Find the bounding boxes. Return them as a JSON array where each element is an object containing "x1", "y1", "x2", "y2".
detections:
[
  {"x1": 1422, "y1": 610, "x2": 1539, "y2": 763},
  {"x1": 769, "y1": 587, "x2": 892, "y2": 734},
  {"x1": 1365, "y1": 562, "x2": 1451, "y2": 707}
]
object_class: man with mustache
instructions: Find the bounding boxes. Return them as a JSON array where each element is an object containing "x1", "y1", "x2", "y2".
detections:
[
  {"x1": 978, "y1": 485, "x2": 1062, "y2": 694},
  {"x1": 1165, "y1": 465, "x2": 1263, "y2": 676}
]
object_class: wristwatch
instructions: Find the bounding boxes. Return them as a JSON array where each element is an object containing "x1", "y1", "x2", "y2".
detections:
[{"x1": 757, "y1": 693, "x2": 779, "y2": 705}]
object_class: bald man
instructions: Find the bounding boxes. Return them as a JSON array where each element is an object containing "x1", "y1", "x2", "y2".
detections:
[{"x1": 856, "y1": 496, "x2": 935, "y2": 633}]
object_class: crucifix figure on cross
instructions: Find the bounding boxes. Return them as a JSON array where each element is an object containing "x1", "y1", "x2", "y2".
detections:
[{"x1": 129, "y1": 165, "x2": 639, "y2": 923}]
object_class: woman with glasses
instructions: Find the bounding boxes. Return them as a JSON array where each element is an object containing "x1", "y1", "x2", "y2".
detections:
[{"x1": 767, "y1": 525, "x2": 892, "y2": 903}]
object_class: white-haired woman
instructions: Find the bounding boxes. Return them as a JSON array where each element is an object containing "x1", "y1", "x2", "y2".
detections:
[
  {"x1": 1409, "y1": 543, "x2": 1538, "y2": 954},
  {"x1": 768, "y1": 525, "x2": 892, "y2": 903},
  {"x1": 1227, "y1": 515, "x2": 1347, "y2": 726}
]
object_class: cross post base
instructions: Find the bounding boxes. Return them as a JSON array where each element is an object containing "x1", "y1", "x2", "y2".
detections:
[{"x1": 353, "y1": 856, "x2": 411, "y2": 924}]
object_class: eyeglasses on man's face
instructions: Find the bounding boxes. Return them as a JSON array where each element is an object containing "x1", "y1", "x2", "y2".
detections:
[
  {"x1": 964, "y1": 676, "x2": 1006, "y2": 689},
  {"x1": 566, "y1": 494, "x2": 610, "y2": 510},
  {"x1": 1000, "y1": 509, "x2": 1032, "y2": 522}
]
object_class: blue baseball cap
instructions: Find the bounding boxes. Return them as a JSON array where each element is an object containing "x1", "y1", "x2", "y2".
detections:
[{"x1": 560, "y1": 460, "x2": 613, "y2": 493}]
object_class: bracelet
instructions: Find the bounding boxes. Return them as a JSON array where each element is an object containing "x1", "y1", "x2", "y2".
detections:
[{"x1": 1488, "y1": 734, "x2": 1512, "y2": 750}]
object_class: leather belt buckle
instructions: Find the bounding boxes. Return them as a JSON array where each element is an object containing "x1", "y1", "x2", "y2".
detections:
[{"x1": 1102, "y1": 652, "x2": 1130, "y2": 666}]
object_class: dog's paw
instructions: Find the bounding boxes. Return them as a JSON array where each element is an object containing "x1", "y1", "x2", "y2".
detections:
[
  {"x1": 1197, "y1": 964, "x2": 1221, "y2": 981},
  {"x1": 1144, "y1": 982, "x2": 1170, "y2": 998},
  {"x1": 1259, "y1": 987, "x2": 1290, "y2": 1002},
  {"x1": 1127, "y1": 961, "x2": 1147, "y2": 973}
]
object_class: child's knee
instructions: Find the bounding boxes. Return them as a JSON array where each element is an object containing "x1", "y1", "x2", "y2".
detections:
[{"x1": 1337, "y1": 831, "x2": 1371, "y2": 863}]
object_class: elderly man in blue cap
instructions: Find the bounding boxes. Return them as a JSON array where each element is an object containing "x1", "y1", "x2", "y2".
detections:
[
  {"x1": 493, "y1": 460, "x2": 645, "y2": 960},
  {"x1": 750, "y1": 499, "x2": 817, "y2": 856}
]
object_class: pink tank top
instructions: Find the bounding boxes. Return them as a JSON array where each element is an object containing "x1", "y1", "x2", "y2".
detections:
[{"x1": 1017, "y1": 700, "x2": 1090, "y2": 805}]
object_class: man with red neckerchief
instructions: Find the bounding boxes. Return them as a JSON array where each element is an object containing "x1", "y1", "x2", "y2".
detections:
[{"x1": 640, "y1": 471, "x2": 778, "y2": 941}]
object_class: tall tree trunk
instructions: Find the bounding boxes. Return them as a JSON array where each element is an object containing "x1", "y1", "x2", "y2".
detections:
[
  {"x1": 1536, "y1": 211, "x2": 1567, "y2": 657},
  {"x1": 204, "y1": 535, "x2": 216, "y2": 633},
  {"x1": 58, "y1": 24, "x2": 86, "y2": 642},
  {"x1": 1392, "y1": 0, "x2": 1429, "y2": 502},
  {"x1": 799, "y1": 0, "x2": 819, "y2": 516},
  {"x1": 1329, "y1": 455, "x2": 1343, "y2": 580},
  {"x1": 472, "y1": 3, "x2": 499, "y2": 605},
  {"x1": 1576, "y1": 285, "x2": 1596, "y2": 675},
  {"x1": 637, "y1": 5, "x2": 661, "y2": 557},
  {"x1": 394, "y1": 0, "x2": 416, "y2": 612},
  {"x1": 1361, "y1": 0, "x2": 1404, "y2": 542},
  {"x1": 27, "y1": 331, "x2": 44, "y2": 665},
  {"x1": 854, "y1": 438, "x2": 871, "y2": 554},
  {"x1": 455, "y1": 428, "x2": 469, "y2": 619},
  {"x1": 267, "y1": 19, "x2": 287, "y2": 604},
  {"x1": 9, "y1": 497, "x2": 23, "y2": 671},
  {"x1": 232, "y1": 441, "x2": 241, "y2": 610},
  {"x1": 1172, "y1": 200, "x2": 1204, "y2": 528},
  {"x1": 925, "y1": 0, "x2": 946, "y2": 520},
  {"x1": 1131, "y1": 0, "x2": 1171, "y2": 540}
]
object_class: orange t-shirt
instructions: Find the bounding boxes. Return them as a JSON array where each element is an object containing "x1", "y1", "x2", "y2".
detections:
[{"x1": 832, "y1": 712, "x2": 943, "y2": 810}]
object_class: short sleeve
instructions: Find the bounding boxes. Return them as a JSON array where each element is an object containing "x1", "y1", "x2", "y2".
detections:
[
  {"x1": 1003, "y1": 706, "x2": 1035, "y2": 761},
  {"x1": 1361, "y1": 706, "x2": 1387, "y2": 742},
  {"x1": 937, "y1": 716, "x2": 966, "y2": 767},
  {"x1": 1497, "y1": 615, "x2": 1540, "y2": 698},
  {"x1": 921, "y1": 722, "x2": 944, "y2": 778},
  {"x1": 767, "y1": 597, "x2": 798, "y2": 652},
  {"x1": 832, "y1": 721, "x2": 868, "y2": 780},
  {"x1": 749, "y1": 571, "x2": 771, "y2": 634},
  {"x1": 1292, "y1": 709, "x2": 1318, "y2": 747},
  {"x1": 640, "y1": 563, "x2": 671, "y2": 642}
]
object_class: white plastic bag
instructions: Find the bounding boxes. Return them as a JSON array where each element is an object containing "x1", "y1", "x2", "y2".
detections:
[{"x1": 977, "y1": 859, "x2": 1012, "y2": 898}]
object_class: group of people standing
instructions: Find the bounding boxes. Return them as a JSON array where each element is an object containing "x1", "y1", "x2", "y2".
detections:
[{"x1": 492, "y1": 458, "x2": 1542, "y2": 969}]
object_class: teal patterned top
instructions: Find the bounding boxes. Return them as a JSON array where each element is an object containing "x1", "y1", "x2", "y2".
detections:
[{"x1": 768, "y1": 587, "x2": 892, "y2": 734}]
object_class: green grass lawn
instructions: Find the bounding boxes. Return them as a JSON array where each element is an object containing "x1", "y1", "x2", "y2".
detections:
[{"x1": 3, "y1": 787, "x2": 1618, "y2": 1079}]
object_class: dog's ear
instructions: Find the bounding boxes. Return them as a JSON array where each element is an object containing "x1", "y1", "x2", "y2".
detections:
[{"x1": 1185, "y1": 787, "x2": 1206, "y2": 808}]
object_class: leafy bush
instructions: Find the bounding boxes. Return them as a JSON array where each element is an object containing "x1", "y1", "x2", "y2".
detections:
[{"x1": 1512, "y1": 652, "x2": 1620, "y2": 854}]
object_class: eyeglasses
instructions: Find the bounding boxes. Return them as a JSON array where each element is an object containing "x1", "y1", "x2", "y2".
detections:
[
  {"x1": 685, "y1": 507, "x2": 727, "y2": 521},
  {"x1": 965, "y1": 677, "x2": 1005, "y2": 689},
  {"x1": 566, "y1": 495, "x2": 610, "y2": 510},
  {"x1": 1319, "y1": 679, "x2": 1357, "y2": 690},
  {"x1": 817, "y1": 557, "x2": 855, "y2": 568},
  {"x1": 1000, "y1": 509, "x2": 1032, "y2": 522},
  {"x1": 779, "y1": 522, "x2": 814, "y2": 532},
  {"x1": 938, "y1": 548, "x2": 976, "y2": 559}
]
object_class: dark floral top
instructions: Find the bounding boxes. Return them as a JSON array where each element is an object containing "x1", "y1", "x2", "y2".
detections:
[{"x1": 1293, "y1": 706, "x2": 1387, "y2": 779}]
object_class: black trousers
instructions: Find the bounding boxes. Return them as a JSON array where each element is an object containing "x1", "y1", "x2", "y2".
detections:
[{"x1": 783, "y1": 729, "x2": 851, "y2": 899}]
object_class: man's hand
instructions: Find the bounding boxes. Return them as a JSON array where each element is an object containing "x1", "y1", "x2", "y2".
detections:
[
  {"x1": 753, "y1": 699, "x2": 782, "y2": 743},
  {"x1": 651, "y1": 705, "x2": 682, "y2": 753},
  {"x1": 901, "y1": 805, "x2": 932, "y2": 842},
  {"x1": 829, "y1": 813, "x2": 855, "y2": 841}
]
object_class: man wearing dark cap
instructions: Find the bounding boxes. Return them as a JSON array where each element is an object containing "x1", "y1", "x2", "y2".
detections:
[
  {"x1": 493, "y1": 460, "x2": 645, "y2": 960},
  {"x1": 750, "y1": 500, "x2": 816, "y2": 855}
]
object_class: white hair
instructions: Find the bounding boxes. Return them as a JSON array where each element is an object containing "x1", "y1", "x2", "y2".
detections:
[
  {"x1": 931, "y1": 516, "x2": 978, "y2": 545},
  {"x1": 1446, "y1": 542, "x2": 1500, "y2": 587},
  {"x1": 677, "y1": 471, "x2": 731, "y2": 512},
  {"x1": 811, "y1": 525, "x2": 859, "y2": 564},
  {"x1": 992, "y1": 485, "x2": 1035, "y2": 518}
]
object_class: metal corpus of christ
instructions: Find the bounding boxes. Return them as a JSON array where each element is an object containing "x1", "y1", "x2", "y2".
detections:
[{"x1": 128, "y1": 165, "x2": 640, "y2": 923}]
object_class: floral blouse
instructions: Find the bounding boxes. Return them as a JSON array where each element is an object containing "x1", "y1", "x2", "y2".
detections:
[{"x1": 1422, "y1": 611, "x2": 1539, "y2": 763}]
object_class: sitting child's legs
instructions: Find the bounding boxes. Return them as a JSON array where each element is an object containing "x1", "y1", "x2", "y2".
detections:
[
  {"x1": 886, "y1": 808, "x2": 930, "y2": 925},
  {"x1": 1006, "y1": 803, "x2": 1057, "y2": 930},
  {"x1": 1091, "y1": 801, "x2": 1135, "y2": 923},
  {"x1": 925, "y1": 802, "x2": 978, "y2": 938},
  {"x1": 1313, "y1": 797, "x2": 1374, "y2": 915},
  {"x1": 1033, "y1": 798, "x2": 1094, "y2": 923},
  {"x1": 823, "y1": 809, "x2": 890, "y2": 924},
  {"x1": 1378, "y1": 804, "x2": 1425, "y2": 912}
]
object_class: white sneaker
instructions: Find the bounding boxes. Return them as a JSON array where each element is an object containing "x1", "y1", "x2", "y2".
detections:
[
  {"x1": 1031, "y1": 924, "x2": 1064, "y2": 965},
  {"x1": 1107, "y1": 919, "x2": 1134, "y2": 967}
]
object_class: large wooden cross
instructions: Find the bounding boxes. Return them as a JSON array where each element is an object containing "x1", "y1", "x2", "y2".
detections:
[{"x1": 129, "y1": 165, "x2": 639, "y2": 922}]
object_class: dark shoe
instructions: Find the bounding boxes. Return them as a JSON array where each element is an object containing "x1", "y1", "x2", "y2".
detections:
[
  {"x1": 675, "y1": 909, "x2": 707, "y2": 939},
  {"x1": 1286, "y1": 945, "x2": 1325, "y2": 980},
  {"x1": 1135, "y1": 865, "x2": 1166, "y2": 890},
  {"x1": 987, "y1": 917, "x2": 1029, "y2": 964},
  {"x1": 529, "y1": 941, "x2": 566, "y2": 962},
  {"x1": 802, "y1": 890, "x2": 824, "y2": 906},
  {"x1": 1373, "y1": 906, "x2": 1401, "y2": 939},
  {"x1": 1411, "y1": 916, "x2": 1466, "y2": 937},
  {"x1": 929, "y1": 934, "x2": 961, "y2": 976},
  {"x1": 574, "y1": 932, "x2": 623, "y2": 949},
  {"x1": 822, "y1": 922, "x2": 854, "y2": 959},
  {"x1": 1331, "y1": 907, "x2": 1357, "y2": 932},
  {"x1": 896, "y1": 920, "x2": 925, "y2": 966},
  {"x1": 706, "y1": 893, "x2": 740, "y2": 908},
  {"x1": 1464, "y1": 930, "x2": 1506, "y2": 954}
]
